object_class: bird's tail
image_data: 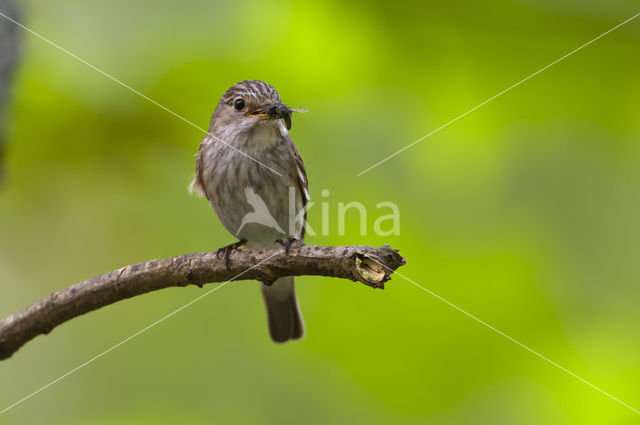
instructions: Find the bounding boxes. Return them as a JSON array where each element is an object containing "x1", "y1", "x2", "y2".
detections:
[{"x1": 261, "y1": 276, "x2": 304, "y2": 343}]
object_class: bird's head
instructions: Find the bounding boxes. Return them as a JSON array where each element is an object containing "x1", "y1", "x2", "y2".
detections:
[{"x1": 210, "y1": 80, "x2": 306, "y2": 136}]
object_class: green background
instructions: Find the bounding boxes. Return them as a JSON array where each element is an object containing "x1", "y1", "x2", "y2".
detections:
[{"x1": 1, "y1": 1, "x2": 640, "y2": 424}]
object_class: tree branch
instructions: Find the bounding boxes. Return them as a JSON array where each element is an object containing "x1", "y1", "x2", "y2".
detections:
[{"x1": 0, "y1": 243, "x2": 406, "y2": 360}]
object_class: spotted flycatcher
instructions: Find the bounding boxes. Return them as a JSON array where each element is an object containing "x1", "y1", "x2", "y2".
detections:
[{"x1": 190, "y1": 80, "x2": 308, "y2": 343}]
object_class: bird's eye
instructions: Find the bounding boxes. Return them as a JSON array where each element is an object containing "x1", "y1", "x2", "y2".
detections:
[{"x1": 234, "y1": 98, "x2": 245, "y2": 111}]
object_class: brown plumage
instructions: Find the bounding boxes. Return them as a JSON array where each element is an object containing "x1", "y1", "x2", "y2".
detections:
[{"x1": 190, "y1": 80, "x2": 308, "y2": 342}]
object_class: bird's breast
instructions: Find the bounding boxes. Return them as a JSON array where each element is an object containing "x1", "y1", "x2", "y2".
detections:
[{"x1": 199, "y1": 135, "x2": 303, "y2": 245}]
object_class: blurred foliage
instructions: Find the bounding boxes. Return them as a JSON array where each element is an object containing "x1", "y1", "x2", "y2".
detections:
[
  {"x1": 0, "y1": 0, "x2": 20, "y2": 181},
  {"x1": 1, "y1": 0, "x2": 640, "y2": 424}
]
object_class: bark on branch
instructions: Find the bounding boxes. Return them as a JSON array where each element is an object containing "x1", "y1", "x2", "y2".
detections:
[{"x1": 0, "y1": 243, "x2": 406, "y2": 361}]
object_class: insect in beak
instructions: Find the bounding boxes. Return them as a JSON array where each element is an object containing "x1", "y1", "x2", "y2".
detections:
[{"x1": 250, "y1": 103, "x2": 308, "y2": 130}]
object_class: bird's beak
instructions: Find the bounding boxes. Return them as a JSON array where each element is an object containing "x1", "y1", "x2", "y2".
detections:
[
  {"x1": 249, "y1": 103, "x2": 308, "y2": 130},
  {"x1": 268, "y1": 103, "x2": 292, "y2": 130}
]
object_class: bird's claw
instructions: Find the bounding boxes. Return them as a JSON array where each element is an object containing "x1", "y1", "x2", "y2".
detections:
[
  {"x1": 215, "y1": 239, "x2": 247, "y2": 270},
  {"x1": 275, "y1": 237, "x2": 300, "y2": 255}
]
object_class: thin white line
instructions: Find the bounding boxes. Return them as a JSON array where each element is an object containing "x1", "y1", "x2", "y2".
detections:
[
  {"x1": 375, "y1": 261, "x2": 640, "y2": 415},
  {"x1": 0, "y1": 11, "x2": 283, "y2": 177},
  {"x1": 356, "y1": 11, "x2": 640, "y2": 176},
  {"x1": 0, "y1": 251, "x2": 281, "y2": 416}
]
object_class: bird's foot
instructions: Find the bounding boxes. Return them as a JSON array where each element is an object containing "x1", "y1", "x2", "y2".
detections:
[
  {"x1": 216, "y1": 239, "x2": 247, "y2": 270},
  {"x1": 275, "y1": 237, "x2": 301, "y2": 255}
]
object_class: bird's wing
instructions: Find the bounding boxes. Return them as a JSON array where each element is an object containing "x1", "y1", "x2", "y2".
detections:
[
  {"x1": 188, "y1": 137, "x2": 208, "y2": 198},
  {"x1": 286, "y1": 134, "x2": 309, "y2": 240}
]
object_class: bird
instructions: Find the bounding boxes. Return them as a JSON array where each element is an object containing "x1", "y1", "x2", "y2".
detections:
[{"x1": 189, "y1": 80, "x2": 309, "y2": 343}]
